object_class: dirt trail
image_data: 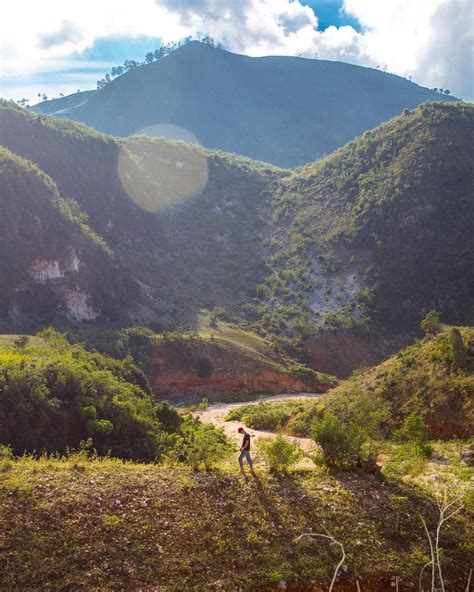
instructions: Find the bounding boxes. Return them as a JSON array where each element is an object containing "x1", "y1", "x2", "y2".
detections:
[{"x1": 198, "y1": 393, "x2": 322, "y2": 453}]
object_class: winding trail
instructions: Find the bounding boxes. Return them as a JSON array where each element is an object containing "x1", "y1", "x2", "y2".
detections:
[{"x1": 198, "y1": 393, "x2": 323, "y2": 453}]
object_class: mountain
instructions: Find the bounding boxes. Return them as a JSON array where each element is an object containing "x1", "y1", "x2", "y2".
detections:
[
  {"x1": 30, "y1": 41, "x2": 455, "y2": 168},
  {"x1": 258, "y1": 102, "x2": 474, "y2": 371},
  {"x1": 0, "y1": 145, "x2": 136, "y2": 329},
  {"x1": 0, "y1": 101, "x2": 472, "y2": 376},
  {"x1": 0, "y1": 101, "x2": 279, "y2": 330}
]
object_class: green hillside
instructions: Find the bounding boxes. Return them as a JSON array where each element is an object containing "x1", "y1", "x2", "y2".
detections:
[
  {"x1": 258, "y1": 102, "x2": 474, "y2": 356},
  {"x1": 0, "y1": 101, "x2": 279, "y2": 329},
  {"x1": 1, "y1": 455, "x2": 472, "y2": 591},
  {"x1": 0, "y1": 146, "x2": 135, "y2": 329},
  {"x1": 235, "y1": 326, "x2": 474, "y2": 440},
  {"x1": 0, "y1": 101, "x2": 472, "y2": 376}
]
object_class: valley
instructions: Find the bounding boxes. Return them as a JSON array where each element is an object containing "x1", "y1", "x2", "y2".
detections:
[{"x1": 0, "y1": 38, "x2": 472, "y2": 592}]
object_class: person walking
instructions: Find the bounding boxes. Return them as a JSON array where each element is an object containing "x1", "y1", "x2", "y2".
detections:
[{"x1": 237, "y1": 426, "x2": 253, "y2": 471}]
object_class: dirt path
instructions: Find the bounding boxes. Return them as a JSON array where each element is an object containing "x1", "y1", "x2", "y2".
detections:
[{"x1": 198, "y1": 393, "x2": 322, "y2": 453}]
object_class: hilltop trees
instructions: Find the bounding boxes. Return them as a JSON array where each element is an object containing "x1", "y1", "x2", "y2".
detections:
[{"x1": 96, "y1": 35, "x2": 220, "y2": 90}]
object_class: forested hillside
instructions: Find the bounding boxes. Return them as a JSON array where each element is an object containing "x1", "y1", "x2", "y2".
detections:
[{"x1": 0, "y1": 146, "x2": 135, "y2": 328}]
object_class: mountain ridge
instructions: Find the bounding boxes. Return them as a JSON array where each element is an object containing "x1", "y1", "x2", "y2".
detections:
[{"x1": 30, "y1": 41, "x2": 456, "y2": 167}]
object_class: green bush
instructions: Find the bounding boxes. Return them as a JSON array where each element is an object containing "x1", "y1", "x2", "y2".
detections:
[
  {"x1": 312, "y1": 412, "x2": 366, "y2": 468},
  {"x1": 226, "y1": 402, "x2": 289, "y2": 432},
  {"x1": 0, "y1": 329, "x2": 181, "y2": 462},
  {"x1": 392, "y1": 413, "x2": 432, "y2": 457},
  {"x1": 257, "y1": 435, "x2": 302, "y2": 473},
  {"x1": 173, "y1": 416, "x2": 231, "y2": 470},
  {"x1": 421, "y1": 310, "x2": 441, "y2": 335}
]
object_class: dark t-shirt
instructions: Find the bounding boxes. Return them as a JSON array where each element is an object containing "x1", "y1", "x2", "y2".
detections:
[{"x1": 241, "y1": 432, "x2": 251, "y2": 451}]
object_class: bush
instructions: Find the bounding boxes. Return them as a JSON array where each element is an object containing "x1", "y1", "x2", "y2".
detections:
[
  {"x1": 421, "y1": 310, "x2": 440, "y2": 335},
  {"x1": 226, "y1": 402, "x2": 290, "y2": 432},
  {"x1": 257, "y1": 435, "x2": 302, "y2": 473},
  {"x1": 196, "y1": 356, "x2": 213, "y2": 378},
  {"x1": 0, "y1": 329, "x2": 181, "y2": 462},
  {"x1": 173, "y1": 416, "x2": 231, "y2": 470},
  {"x1": 312, "y1": 413, "x2": 366, "y2": 468},
  {"x1": 392, "y1": 413, "x2": 432, "y2": 457}
]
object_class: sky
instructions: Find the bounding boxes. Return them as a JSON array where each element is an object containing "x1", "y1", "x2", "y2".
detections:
[{"x1": 0, "y1": 0, "x2": 472, "y2": 103}]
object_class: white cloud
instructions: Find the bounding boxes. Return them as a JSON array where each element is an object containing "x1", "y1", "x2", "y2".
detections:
[
  {"x1": 343, "y1": 0, "x2": 474, "y2": 98},
  {"x1": 0, "y1": 0, "x2": 471, "y2": 100}
]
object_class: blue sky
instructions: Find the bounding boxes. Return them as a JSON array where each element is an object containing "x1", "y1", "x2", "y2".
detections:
[{"x1": 0, "y1": 0, "x2": 471, "y2": 103}]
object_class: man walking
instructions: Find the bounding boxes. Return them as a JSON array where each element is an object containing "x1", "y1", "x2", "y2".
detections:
[{"x1": 237, "y1": 426, "x2": 253, "y2": 471}]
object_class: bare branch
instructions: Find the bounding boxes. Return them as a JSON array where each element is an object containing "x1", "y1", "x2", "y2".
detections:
[
  {"x1": 419, "y1": 561, "x2": 432, "y2": 592},
  {"x1": 295, "y1": 528, "x2": 346, "y2": 592},
  {"x1": 420, "y1": 515, "x2": 435, "y2": 592},
  {"x1": 465, "y1": 568, "x2": 472, "y2": 592}
]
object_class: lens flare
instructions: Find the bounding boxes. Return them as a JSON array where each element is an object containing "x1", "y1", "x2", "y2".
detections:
[{"x1": 118, "y1": 125, "x2": 208, "y2": 213}]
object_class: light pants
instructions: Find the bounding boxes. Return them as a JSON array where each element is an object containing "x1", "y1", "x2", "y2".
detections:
[{"x1": 238, "y1": 450, "x2": 253, "y2": 469}]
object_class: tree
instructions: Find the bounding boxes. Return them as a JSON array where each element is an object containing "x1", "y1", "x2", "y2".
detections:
[
  {"x1": 444, "y1": 89, "x2": 451, "y2": 95},
  {"x1": 196, "y1": 356, "x2": 213, "y2": 378},
  {"x1": 13, "y1": 335, "x2": 29, "y2": 349},
  {"x1": 145, "y1": 52, "x2": 155, "y2": 63},
  {"x1": 447, "y1": 327, "x2": 466, "y2": 371},
  {"x1": 174, "y1": 416, "x2": 231, "y2": 470},
  {"x1": 421, "y1": 310, "x2": 440, "y2": 336}
]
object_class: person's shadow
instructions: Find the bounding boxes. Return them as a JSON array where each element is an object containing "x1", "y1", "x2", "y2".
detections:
[{"x1": 248, "y1": 470, "x2": 283, "y2": 529}]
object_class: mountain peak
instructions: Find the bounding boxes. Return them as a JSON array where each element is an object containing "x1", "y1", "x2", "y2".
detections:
[{"x1": 30, "y1": 44, "x2": 455, "y2": 167}]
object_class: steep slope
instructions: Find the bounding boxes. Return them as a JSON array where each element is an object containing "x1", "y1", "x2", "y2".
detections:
[
  {"x1": 1, "y1": 102, "x2": 472, "y2": 378},
  {"x1": 144, "y1": 316, "x2": 335, "y2": 399},
  {"x1": 0, "y1": 146, "x2": 136, "y2": 329},
  {"x1": 258, "y1": 102, "x2": 474, "y2": 368},
  {"x1": 30, "y1": 41, "x2": 454, "y2": 168},
  {"x1": 0, "y1": 102, "x2": 279, "y2": 328}
]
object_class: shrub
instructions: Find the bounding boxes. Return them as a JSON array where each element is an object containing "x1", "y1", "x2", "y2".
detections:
[
  {"x1": 421, "y1": 310, "x2": 440, "y2": 335},
  {"x1": 196, "y1": 356, "x2": 213, "y2": 378},
  {"x1": 392, "y1": 413, "x2": 432, "y2": 457},
  {"x1": 173, "y1": 416, "x2": 231, "y2": 470},
  {"x1": 257, "y1": 435, "x2": 302, "y2": 473},
  {"x1": 0, "y1": 329, "x2": 181, "y2": 462},
  {"x1": 312, "y1": 413, "x2": 366, "y2": 468}
]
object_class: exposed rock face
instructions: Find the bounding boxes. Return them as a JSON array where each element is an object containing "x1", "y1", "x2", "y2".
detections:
[{"x1": 151, "y1": 366, "x2": 313, "y2": 400}]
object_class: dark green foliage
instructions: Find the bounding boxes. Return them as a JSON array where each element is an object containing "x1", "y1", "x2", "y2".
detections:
[
  {"x1": 227, "y1": 402, "x2": 292, "y2": 432},
  {"x1": 312, "y1": 412, "x2": 366, "y2": 468},
  {"x1": 0, "y1": 330, "x2": 182, "y2": 461},
  {"x1": 421, "y1": 310, "x2": 441, "y2": 335},
  {"x1": 196, "y1": 356, "x2": 213, "y2": 378},
  {"x1": 447, "y1": 327, "x2": 466, "y2": 371},
  {"x1": 392, "y1": 413, "x2": 432, "y2": 457}
]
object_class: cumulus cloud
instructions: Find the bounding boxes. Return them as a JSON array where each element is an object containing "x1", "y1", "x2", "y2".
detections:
[
  {"x1": 343, "y1": 0, "x2": 473, "y2": 98},
  {"x1": 0, "y1": 0, "x2": 471, "y2": 99}
]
